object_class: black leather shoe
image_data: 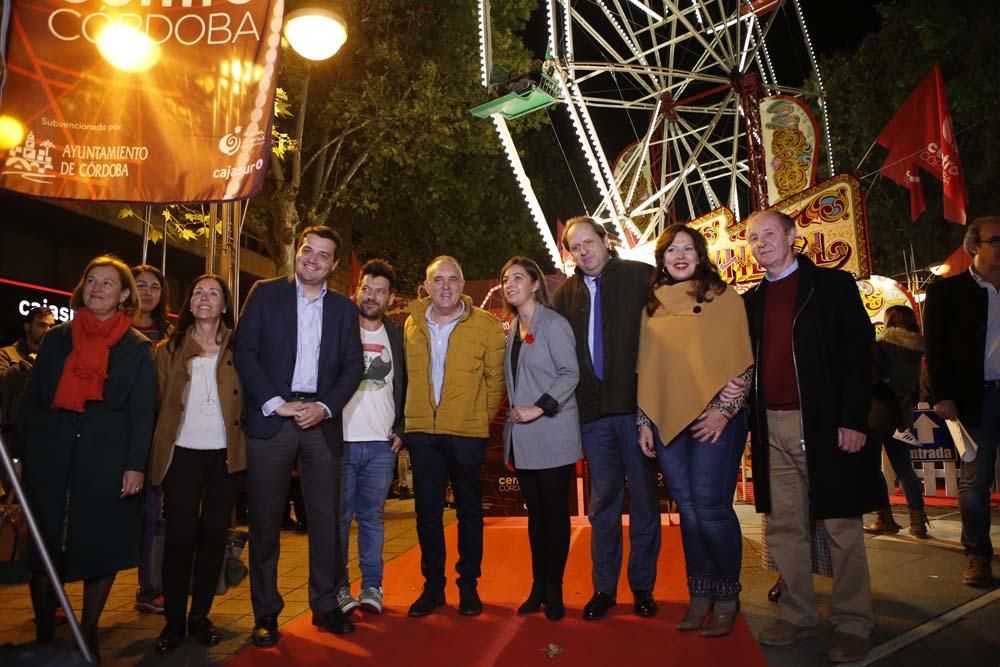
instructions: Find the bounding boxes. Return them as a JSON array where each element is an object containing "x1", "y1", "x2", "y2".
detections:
[
  {"x1": 544, "y1": 585, "x2": 564, "y2": 621},
  {"x1": 458, "y1": 587, "x2": 483, "y2": 616},
  {"x1": 517, "y1": 584, "x2": 544, "y2": 615},
  {"x1": 633, "y1": 591, "x2": 658, "y2": 617},
  {"x1": 582, "y1": 592, "x2": 616, "y2": 620},
  {"x1": 188, "y1": 617, "x2": 221, "y2": 646},
  {"x1": 251, "y1": 614, "x2": 279, "y2": 648},
  {"x1": 312, "y1": 608, "x2": 356, "y2": 635},
  {"x1": 155, "y1": 625, "x2": 184, "y2": 654},
  {"x1": 408, "y1": 588, "x2": 446, "y2": 617}
]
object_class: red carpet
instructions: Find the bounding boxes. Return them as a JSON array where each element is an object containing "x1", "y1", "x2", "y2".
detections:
[{"x1": 228, "y1": 518, "x2": 766, "y2": 667}]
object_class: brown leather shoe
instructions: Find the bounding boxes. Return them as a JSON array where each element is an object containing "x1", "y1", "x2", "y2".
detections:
[
  {"x1": 827, "y1": 631, "x2": 868, "y2": 663},
  {"x1": 675, "y1": 597, "x2": 712, "y2": 631},
  {"x1": 700, "y1": 600, "x2": 739, "y2": 638},
  {"x1": 758, "y1": 619, "x2": 818, "y2": 646},
  {"x1": 908, "y1": 509, "x2": 930, "y2": 538},
  {"x1": 963, "y1": 555, "x2": 994, "y2": 588},
  {"x1": 863, "y1": 508, "x2": 901, "y2": 535}
]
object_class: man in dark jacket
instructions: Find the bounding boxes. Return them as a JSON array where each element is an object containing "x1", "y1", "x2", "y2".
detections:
[
  {"x1": 744, "y1": 210, "x2": 879, "y2": 663},
  {"x1": 924, "y1": 215, "x2": 1000, "y2": 588},
  {"x1": 335, "y1": 259, "x2": 406, "y2": 616},
  {"x1": 552, "y1": 217, "x2": 661, "y2": 621}
]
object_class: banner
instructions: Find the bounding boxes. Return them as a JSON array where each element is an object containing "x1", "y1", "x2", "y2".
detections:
[
  {"x1": 0, "y1": 0, "x2": 284, "y2": 203},
  {"x1": 876, "y1": 65, "x2": 968, "y2": 225},
  {"x1": 759, "y1": 95, "x2": 819, "y2": 204},
  {"x1": 690, "y1": 173, "x2": 871, "y2": 287}
]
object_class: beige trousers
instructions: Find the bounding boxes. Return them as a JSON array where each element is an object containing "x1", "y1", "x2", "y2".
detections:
[{"x1": 765, "y1": 410, "x2": 874, "y2": 638}]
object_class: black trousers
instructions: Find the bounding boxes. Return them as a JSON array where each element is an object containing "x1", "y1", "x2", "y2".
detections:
[
  {"x1": 247, "y1": 421, "x2": 342, "y2": 618},
  {"x1": 161, "y1": 447, "x2": 241, "y2": 629},
  {"x1": 407, "y1": 433, "x2": 487, "y2": 591},
  {"x1": 517, "y1": 464, "x2": 574, "y2": 593}
]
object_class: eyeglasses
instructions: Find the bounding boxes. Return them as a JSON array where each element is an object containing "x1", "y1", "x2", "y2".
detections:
[
  {"x1": 980, "y1": 236, "x2": 1000, "y2": 248},
  {"x1": 135, "y1": 282, "x2": 162, "y2": 292}
]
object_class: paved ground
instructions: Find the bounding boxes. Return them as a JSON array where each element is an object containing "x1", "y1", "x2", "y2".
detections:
[{"x1": 0, "y1": 501, "x2": 997, "y2": 665}]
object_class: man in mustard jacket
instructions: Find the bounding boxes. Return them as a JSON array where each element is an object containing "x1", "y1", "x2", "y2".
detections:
[{"x1": 404, "y1": 256, "x2": 506, "y2": 618}]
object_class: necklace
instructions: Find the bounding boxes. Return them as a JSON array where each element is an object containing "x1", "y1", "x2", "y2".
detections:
[{"x1": 197, "y1": 355, "x2": 219, "y2": 416}]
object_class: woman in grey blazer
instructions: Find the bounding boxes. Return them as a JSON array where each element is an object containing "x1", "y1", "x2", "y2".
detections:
[{"x1": 501, "y1": 257, "x2": 582, "y2": 621}]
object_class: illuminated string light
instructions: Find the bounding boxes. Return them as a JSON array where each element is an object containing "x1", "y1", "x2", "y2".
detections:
[
  {"x1": 492, "y1": 115, "x2": 562, "y2": 268},
  {"x1": 792, "y1": 0, "x2": 834, "y2": 174},
  {"x1": 627, "y1": 0, "x2": 663, "y2": 22},
  {"x1": 477, "y1": 0, "x2": 490, "y2": 88}
]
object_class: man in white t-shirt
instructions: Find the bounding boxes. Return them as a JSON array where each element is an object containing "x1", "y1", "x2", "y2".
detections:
[{"x1": 336, "y1": 259, "x2": 407, "y2": 615}]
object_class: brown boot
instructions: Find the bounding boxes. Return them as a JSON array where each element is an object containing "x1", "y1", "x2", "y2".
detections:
[
  {"x1": 863, "y1": 508, "x2": 901, "y2": 535},
  {"x1": 963, "y1": 555, "x2": 994, "y2": 588},
  {"x1": 908, "y1": 509, "x2": 930, "y2": 538}
]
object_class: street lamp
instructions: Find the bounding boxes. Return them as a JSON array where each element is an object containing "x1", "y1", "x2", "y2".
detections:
[{"x1": 283, "y1": 8, "x2": 348, "y2": 61}]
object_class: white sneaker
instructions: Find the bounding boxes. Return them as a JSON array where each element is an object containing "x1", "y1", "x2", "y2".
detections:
[
  {"x1": 893, "y1": 429, "x2": 918, "y2": 446},
  {"x1": 337, "y1": 586, "x2": 360, "y2": 614},
  {"x1": 359, "y1": 586, "x2": 384, "y2": 614}
]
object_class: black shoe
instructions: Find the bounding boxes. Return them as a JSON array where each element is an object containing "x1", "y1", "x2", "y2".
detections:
[
  {"x1": 408, "y1": 588, "x2": 446, "y2": 617},
  {"x1": 294, "y1": 520, "x2": 308, "y2": 534},
  {"x1": 544, "y1": 584, "x2": 564, "y2": 621},
  {"x1": 517, "y1": 584, "x2": 544, "y2": 615},
  {"x1": 251, "y1": 614, "x2": 279, "y2": 648},
  {"x1": 280, "y1": 516, "x2": 296, "y2": 531},
  {"x1": 458, "y1": 587, "x2": 483, "y2": 616},
  {"x1": 633, "y1": 591, "x2": 658, "y2": 617},
  {"x1": 399, "y1": 487, "x2": 413, "y2": 500},
  {"x1": 582, "y1": 592, "x2": 616, "y2": 620},
  {"x1": 188, "y1": 617, "x2": 221, "y2": 646},
  {"x1": 155, "y1": 625, "x2": 184, "y2": 654},
  {"x1": 312, "y1": 608, "x2": 356, "y2": 635}
]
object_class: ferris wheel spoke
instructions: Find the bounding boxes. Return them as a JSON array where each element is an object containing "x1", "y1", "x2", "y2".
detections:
[
  {"x1": 623, "y1": 98, "x2": 663, "y2": 210},
  {"x1": 659, "y1": 0, "x2": 732, "y2": 72},
  {"x1": 571, "y1": 7, "x2": 660, "y2": 96}
]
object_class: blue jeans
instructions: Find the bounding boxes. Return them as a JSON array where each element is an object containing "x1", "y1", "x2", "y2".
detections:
[
  {"x1": 338, "y1": 440, "x2": 397, "y2": 590},
  {"x1": 877, "y1": 432, "x2": 924, "y2": 510},
  {"x1": 582, "y1": 413, "x2": 661, "y2": 595},
  {"x1": 407, "y1": 433, "x2": 487, "y2": 591},
  {"x1": 961, "y1": 387, "x2": 1000, "y2": 559},
  {"x1": 655, "y1": 414, "x2": 746, "y2": 601}
]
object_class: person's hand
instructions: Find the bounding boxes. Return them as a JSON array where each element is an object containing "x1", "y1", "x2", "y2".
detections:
[
  {"x1": 294, "y1": 402, "x2": 327, "y2": 429},
  {"x1": 389, "y1": 433, "x2": 404, "y2": 453},
  {"x1": 933, "y1": 400, "x2": 958, "y2": 421},
  {"x1": 275, "y1": 401, "x2": 304, "y2": 418},
  {"x1": 121, "y1": 470, "x2": 145, "y2": 498},
  {"x1": 508, "y1": 406, "x2": 544, "y2": 424},
  {"x1": 837, "y1": 427, "x2": 866, "y2": 453},
  {"x1": 718, "y1": 376, "x2": 747, "y2": 402},
  {"x1": 691, "y1": 408, "x2": 729, "y2": 443},
  {"x1": 638, "y1": 424, "x2": 655, "y2": 459}
]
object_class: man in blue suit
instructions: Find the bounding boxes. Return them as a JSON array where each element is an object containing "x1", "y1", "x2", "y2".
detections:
[{"x1": 236, "y1": 225, "x2": 364, "y2": 646}]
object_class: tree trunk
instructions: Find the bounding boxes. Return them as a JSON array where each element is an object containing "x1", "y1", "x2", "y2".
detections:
[{"x1": 274, "y1": 195, "x2": 300, "y2": 275}]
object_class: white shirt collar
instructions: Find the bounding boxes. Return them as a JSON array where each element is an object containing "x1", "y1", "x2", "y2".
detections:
[{"x1": 765, "y1": 258, "x2": 800, "y2": 282}]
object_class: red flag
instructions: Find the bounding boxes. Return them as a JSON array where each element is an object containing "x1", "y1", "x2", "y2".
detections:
[{"x1": 876, "y1": 65, "x2": 968, "y2": 225}]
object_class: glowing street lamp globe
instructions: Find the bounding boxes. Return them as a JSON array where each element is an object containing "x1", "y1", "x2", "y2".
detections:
[
  {"x1": 284, "y1": 8, "x2": 348, "y2": 61},
  {"x1": 95, "y1": 23, "x2": 161, "y2": 72}
]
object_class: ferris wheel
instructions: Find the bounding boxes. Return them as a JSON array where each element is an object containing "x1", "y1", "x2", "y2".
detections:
[{"x1": 476, "y1": 0, "x2": 832, "y2": 266}]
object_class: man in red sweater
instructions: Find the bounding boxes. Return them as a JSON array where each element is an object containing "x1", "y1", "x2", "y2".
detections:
[{"x1": 743, "y1": 211, "x2": 880, "y2": 663}]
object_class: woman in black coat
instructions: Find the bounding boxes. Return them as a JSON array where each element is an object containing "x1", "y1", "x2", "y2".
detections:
[{"x1": 16, "y1": 255, "x2": 155, "y2": 659}]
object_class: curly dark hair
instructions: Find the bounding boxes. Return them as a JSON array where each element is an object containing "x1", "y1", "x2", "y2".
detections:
[{"x1": 646, "y1": 224, "x2": 727, "y2": 316}]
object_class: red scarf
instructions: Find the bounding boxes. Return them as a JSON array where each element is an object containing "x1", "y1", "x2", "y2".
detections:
[{"x1": 51, "y1": 308, "x2": 133, "y2": 413}]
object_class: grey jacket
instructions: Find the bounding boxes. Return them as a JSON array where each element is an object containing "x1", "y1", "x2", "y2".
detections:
[{"x1": 502, "y1": 304, "x2": 582, "y2": 470}]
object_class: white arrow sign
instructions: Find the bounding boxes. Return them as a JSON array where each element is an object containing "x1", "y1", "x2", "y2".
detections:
[{"x1": 913, "y1": 413, "x2": 938, "y2": 444}]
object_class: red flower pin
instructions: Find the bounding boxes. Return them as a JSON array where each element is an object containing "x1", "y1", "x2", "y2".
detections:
[{"x1": 524, "y1": 333, "x2": 535, "y2": 345}]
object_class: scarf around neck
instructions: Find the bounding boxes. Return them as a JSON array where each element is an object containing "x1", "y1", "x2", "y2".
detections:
[
  {"x1": 637, "y1": 283, "x2": 754, "y2": 444},
  {"x1": 51, "y1": 308, "x2": 133, "y2": 413}
]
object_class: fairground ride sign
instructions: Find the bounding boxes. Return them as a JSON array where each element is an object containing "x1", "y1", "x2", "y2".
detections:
[{"x1": 689, "y1": 173, "x2": 872, "y2": 287}]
